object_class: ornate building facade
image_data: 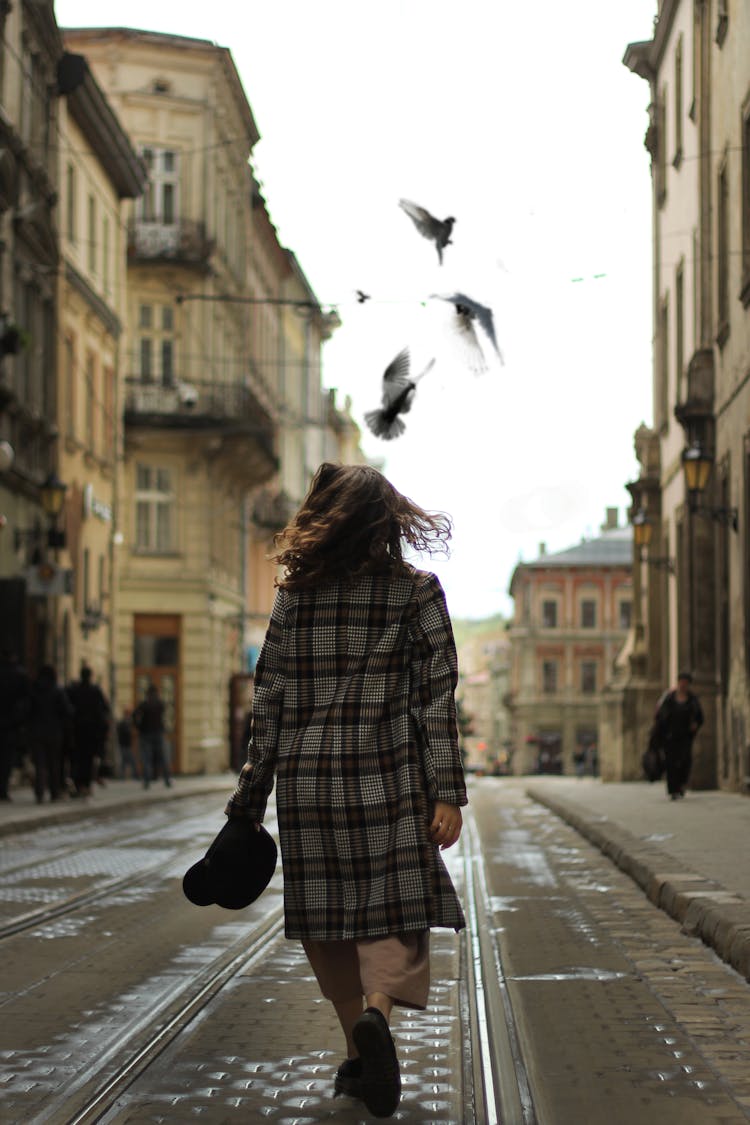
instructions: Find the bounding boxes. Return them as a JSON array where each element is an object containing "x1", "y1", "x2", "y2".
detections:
[
  {"x1": 623, "y1": 1, "x2": 750, "y2": 790},
  {"x1": 63, "y1": 28, "x2": 362, "y2": 773},
  {"x1": 506, "y1": 515, "x2": 632, "y2": 776}
]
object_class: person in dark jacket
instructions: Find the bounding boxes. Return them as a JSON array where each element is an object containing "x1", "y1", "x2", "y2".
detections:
[
  {"x1": 116, "y1": 709, "x2": 140, "y2": 780},
  {"x1": 28, "y1": 665, "x2": 73, "y2": 803},
  {"x1": 67, "y1": 665, "x2": 110, "y2": 797},
  {"x1": 655, "y1": 671, "x2": 704, "y2": 799},
  {"x1": 226, "y1": 462, "x2": 467, "y2": 1119},
  {"x1": 0, "y1": 651, "x2": 30, "y2": 800},
  {"x1": 134, "y1": 684, "x2": 171, "y2": 789}
]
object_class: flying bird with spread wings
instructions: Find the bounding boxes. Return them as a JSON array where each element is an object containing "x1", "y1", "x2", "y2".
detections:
[
  {"x1": 398, "y1": 199, "x2": 455, "y2": 265},
  {"x1": 364, "y1": 347, "x2": 436, "y2": 441},
  {"x1": 431, "y1": 291, "x2": 504, "y2": 374}
]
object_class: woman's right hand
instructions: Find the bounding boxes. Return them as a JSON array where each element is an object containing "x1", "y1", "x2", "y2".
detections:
[{"x1": 430, "y1": 802, "x2": 463, "y2": 850}]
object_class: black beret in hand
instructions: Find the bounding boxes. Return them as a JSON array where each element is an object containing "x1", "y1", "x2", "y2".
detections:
[{"x1": 183, "y1": 819, "x2": 277, "y2": 910}]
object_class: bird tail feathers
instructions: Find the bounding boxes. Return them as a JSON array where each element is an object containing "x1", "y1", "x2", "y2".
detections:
[{"x1": 364, "y1": 410, "x2": 406, "y2": 441}]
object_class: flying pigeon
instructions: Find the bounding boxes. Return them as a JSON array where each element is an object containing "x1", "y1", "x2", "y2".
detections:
[
  {"x1": 398, "y1": 199, "x2": 455, "y2": 265},
  {"x1": 431, "y1": 291, "x2": 504, "y2": 372},
  {"x1": 355, "y1": 289, "x2": 371, "y2": 303},
  {"x1": 364, "y1": 347, "x2": 436, "y2": 440}
]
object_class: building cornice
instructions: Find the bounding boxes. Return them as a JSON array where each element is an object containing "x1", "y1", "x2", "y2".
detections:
[
  {"x1": 623, "y1": 0, "x2": 681, "y2": 82},
  {"x1": 58, "y1": 53, "x2": 147, "y2": 199},
  {"x1": 64, "y1": 259, "x2": 121, "y2": 338}
]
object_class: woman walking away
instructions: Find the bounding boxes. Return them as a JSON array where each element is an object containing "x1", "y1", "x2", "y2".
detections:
[{"x1": 225, "y1": 463, "x2": 467, "y2": 1118}]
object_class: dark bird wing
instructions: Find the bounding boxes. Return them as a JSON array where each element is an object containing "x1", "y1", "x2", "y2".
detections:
[
  {"x1": 432, "y1": 292, "x2": 505, "y2": 368},
  {"x1": 380, "y1": 347, "x2": 412, "y2": 406},
  {"x1": 398, "y1": 198, "x2": 440, "y2": 241},
  {"x1": 365, "y1": 348, "x2": 434, "y2": 441}
]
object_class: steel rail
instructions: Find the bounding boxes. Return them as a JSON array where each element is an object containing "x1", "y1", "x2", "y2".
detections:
[
  {"x1": 51, "y1": 907, "x2": 286, "y2": 1125},
  {"x1": 0, "y1": 804, "x2": 278, "y2": 941},
  {"x1": 462, "y1": 806, "x2": 537, "y2": 1125}
]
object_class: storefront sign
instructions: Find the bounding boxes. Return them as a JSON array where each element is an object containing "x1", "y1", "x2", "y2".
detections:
[{"x1": 83, "y1": 483, "x2": 112, "y2": 523}]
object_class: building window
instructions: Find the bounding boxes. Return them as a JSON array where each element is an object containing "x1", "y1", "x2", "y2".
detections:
[
  {"x1": 85, "y1": 352, "x2": 96, "y2": 451},
  {"x1": 741, "y1": 103, "x2": 750, "y2": 306},
  {"x1": 581, "y1": 661, "x2": 597, "y2": 694},
  {"x1": 675, "y1": 260, "x2": 685, "y2": 399},
  {"x1": 657, "y1": 86, "x2": 667, "y2": 207},
  {"x1": 716, "y1": 0, "x2": 728, "y2": 46},
  {"x1": 657, "y1": 295, "x2": 669, "y2": 428},
  {"x1": 541, "y1": 599, "x2": 558, "y2": 628},
  {"x1": 139, "y1": 147, "x2": 179, "y2": 224},
  {"x1": 619, "y1": 600, "x2": 632, "y2": 630},
  {"x1": 673, "y1": 36, "x2": 683, "y2": 167},
  {"x1": 64, "y1": 335, "x2": 75, "y2": 439},
  {"x1": 717, "y1": 160, "x2": 729, "y2": 344},
  {"x1": 88, "y1": 193, "x2": 96, "y2": 274},
  {"x1": 103, "y1": 366, "x2": 114, "y2": 455},
  {"x1": 66, "y1": 163, "x2": 76, "y2": 242},
  {"x1": 542, "y1": 660, "x2": 558, "y2": 694},
  {"x1": 102, "y1": 216, "x2": 110, "y2": 296},
  {"x1": 580, "y1": 599, "x2": 597, "y2": 628},
  {"x1": 135, "y1": 464, "x2": 175, "y2": 553},
  {"x1": 138, "y1": 302, "x2": 175, "y2": 385}
]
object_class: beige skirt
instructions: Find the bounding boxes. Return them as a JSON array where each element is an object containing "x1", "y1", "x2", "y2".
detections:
[{"x1": 302, "y1": 931, "x2": 430, "y2": 1009}]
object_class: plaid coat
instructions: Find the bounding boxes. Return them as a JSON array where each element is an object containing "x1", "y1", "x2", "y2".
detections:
[{"x1": 226, "y1": 565, "x2": 467, "y2": 941}]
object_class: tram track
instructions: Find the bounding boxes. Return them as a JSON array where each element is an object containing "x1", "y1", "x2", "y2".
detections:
[
  {"x1": 462, "y1": 805, "x2": 537, "y2": 1125},
  {"x1": 39, "y1": 906, "x2": 286, "y2": 1125},
  {"x1": 5, "y1": 796, "x2": 536, "y2": 1122}
]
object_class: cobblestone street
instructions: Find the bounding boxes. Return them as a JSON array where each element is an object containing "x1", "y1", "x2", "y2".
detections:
[{"x1": 1, "y1": 778, "x2": 749, "y2": 1122}]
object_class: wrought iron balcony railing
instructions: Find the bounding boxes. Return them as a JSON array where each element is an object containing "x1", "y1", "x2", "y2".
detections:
[{"x1": 127, "y1": 218, "x2": 214, "y2": 266}]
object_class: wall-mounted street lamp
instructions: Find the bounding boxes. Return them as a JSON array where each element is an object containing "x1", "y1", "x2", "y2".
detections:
[
  {"x1": 14, "y1": 471, "x2": 68, "y2": 552},
  {"x1": 631, "y1": 508, "x2": 675, "y2": 573},
  {"x1": 681, "y1": 444, "x2": 738, "y2": 531}
]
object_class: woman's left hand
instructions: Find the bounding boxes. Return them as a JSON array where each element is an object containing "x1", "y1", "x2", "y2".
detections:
[{"x1": 430, "y1": 802, "x2": 463, "y2": 850}]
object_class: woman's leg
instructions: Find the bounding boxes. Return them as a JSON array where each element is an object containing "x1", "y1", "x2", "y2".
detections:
[
  {"x1": 332, "y1": 997, "x2": 365, "y2": 1058},
  {"x1": 302, "y1": 939, "x2": 364, "y2": 1057}
]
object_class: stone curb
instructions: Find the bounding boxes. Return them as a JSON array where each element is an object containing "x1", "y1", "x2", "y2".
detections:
[
  {"x1": 526, "y1": 784, "x2": 750, "y2": 984},
  {"x1": 0, "y1": 776, "x2": 233, "y2": 839}
]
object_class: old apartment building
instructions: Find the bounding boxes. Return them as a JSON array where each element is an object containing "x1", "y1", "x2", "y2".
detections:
[
  {"x1": 63, "y1": 28, "x2": 361, "y2": 773},
  {"x1": 623, "y1": 0, "x2": 750, "y2": 790},
  {"x1": 506, "y1": 515, "x2": 632, "y2": 776}
]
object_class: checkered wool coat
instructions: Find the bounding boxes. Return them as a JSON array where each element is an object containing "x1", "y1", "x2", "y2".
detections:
[{"x1": 226, "y1": 565, "x2": 467, "y2": 941}]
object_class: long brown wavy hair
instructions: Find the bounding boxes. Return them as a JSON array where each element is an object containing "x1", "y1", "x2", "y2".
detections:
[{"x1": 272, "y1": 463, "x2": 452, "y2": 589}]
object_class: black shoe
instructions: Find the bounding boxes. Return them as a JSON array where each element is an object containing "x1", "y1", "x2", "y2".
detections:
[
  {"x1": 352, "y1": 1007, "x2": 401, "y2": 1118},
  {"x1": 334, "y1": 1057, "x2": 363, "y2": 1098}
]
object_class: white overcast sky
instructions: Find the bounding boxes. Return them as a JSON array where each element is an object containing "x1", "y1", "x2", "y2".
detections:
[{"x1": 56, "y1": 0, "x2": 658, "y2": 618}]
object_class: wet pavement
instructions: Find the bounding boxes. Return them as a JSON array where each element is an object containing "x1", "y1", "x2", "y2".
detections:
[
  {"x1": 527, "y1": 777, "x2": 750, "y2": 984},
  {"x1": 1, "y1": 777, "x2": 749, "y2": 1121}
]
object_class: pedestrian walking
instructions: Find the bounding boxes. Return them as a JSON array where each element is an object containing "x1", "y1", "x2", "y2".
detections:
[
  {"x1": 134, "y1": 684, "x2": 171, "y2": 788},
  {"x1": 28, "y1": 665, "x2": 73, "y2": 803},
  {"x1": 225, "y1": 462, "x2": 467, "y2": 1119},
  {"x1": 116, "y1": 709, "x2": 140, "y2": 780},
  {"x1": 67, "y1": 665, "x2": 110, "y2": 797},
  {"x1": 0, "y1": 650, "x2": 31, "y2": 801},
  {"x1": 654, "y1": 671, "x2": 704, "y2": 800}
]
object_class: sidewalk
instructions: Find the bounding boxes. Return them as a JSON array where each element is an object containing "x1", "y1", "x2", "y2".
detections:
[
  {"x1": 0, "y1": 772, "x2": 235, "y2": 837},
  {"x1": 526, "y1": 777, "x2": 750, "y2": 984}
]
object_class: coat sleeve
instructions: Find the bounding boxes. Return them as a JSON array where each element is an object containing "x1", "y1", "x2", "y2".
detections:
[
  {"x1": 225, "y1": 589, "x2": 288, "y2": 822},
  {"x1": 407, "y1": 573, "x2": 468, "y2": 808}
]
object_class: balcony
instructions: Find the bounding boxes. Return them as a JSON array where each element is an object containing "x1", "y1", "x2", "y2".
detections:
[
  {"x1": 124, "y1": 376, "x2": 278, "y2": 482},
  {"x1": 127, "y1": 219, "x2": 214, "y2": 269}
]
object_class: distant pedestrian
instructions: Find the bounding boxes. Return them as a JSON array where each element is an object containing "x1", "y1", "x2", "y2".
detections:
[
  {"x1": 0, "y1": 651, "x2": 31, "y2": 801},
  {"x1": 225, "y1": 462, "x2": 467, "y2": 1119},
  {"x1": 134, "y1": 684, "x2": 171, "y2": 789},
  {"x1": 28, "y1": 665, "x2": 73, "y2": 803},
  {"x1": 573, "y1": 747, "x2": 586, "y2": 778},
  {"x1": 654, "y1": 672, "x2": 704, "y2": 800},
  {"x1": 116, "y1": 709, "x2": 140, "y2": 780},
  {"x1": 67, "y1": 665, "x2": 110, "y2": 797}
]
